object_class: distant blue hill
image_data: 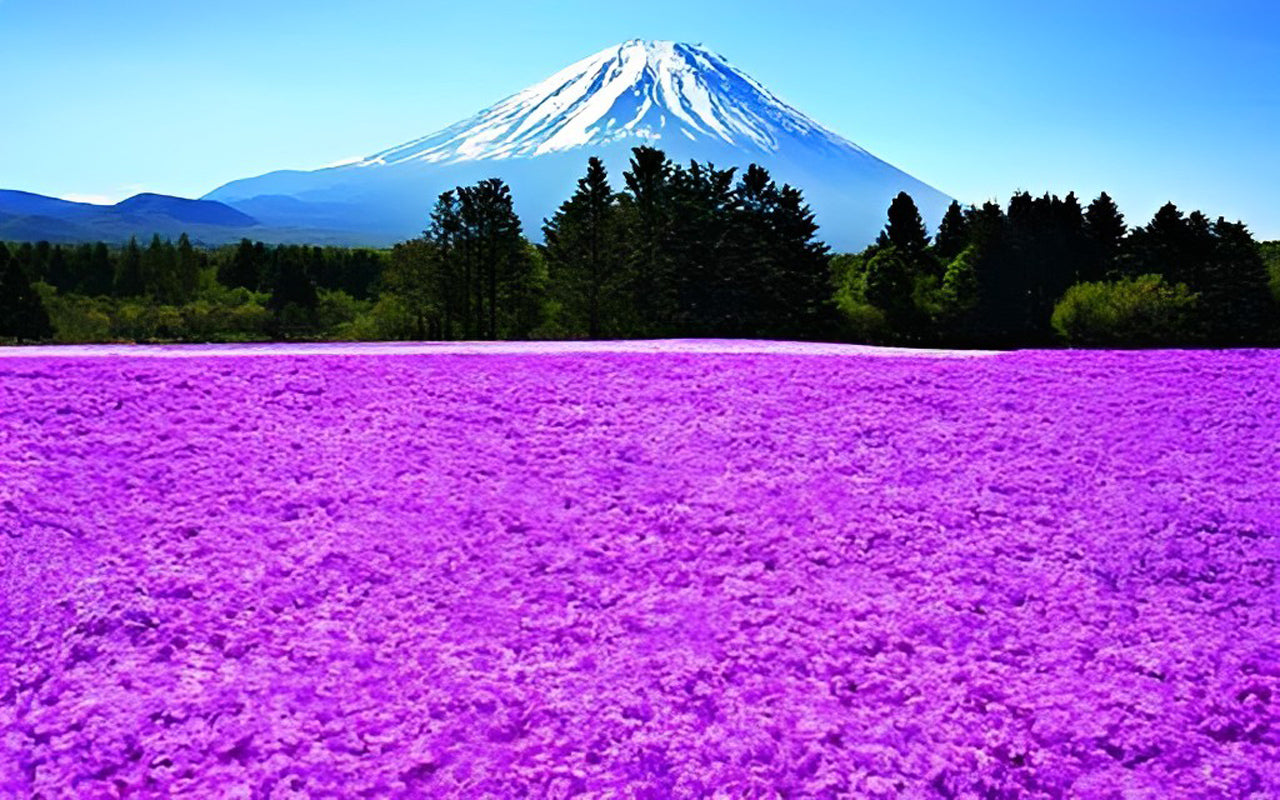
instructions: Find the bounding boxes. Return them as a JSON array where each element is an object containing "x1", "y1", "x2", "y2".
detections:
[
  {"x1": 0, "y1": 190, "x2": 383, "y2": 246},
  {"x1": 112, "y1": 193, "x2": 259, "y2": 227},
  {"x1": 0, "y1": 190, "x2": 257, "y2": 243}
]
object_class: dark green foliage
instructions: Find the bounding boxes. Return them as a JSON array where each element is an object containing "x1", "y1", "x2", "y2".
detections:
[
  {"x1": 1200, "y1": 219, "x2": 1273, "y2": 343},
  {"x1": 1083, "y1": 192, "x2": 1126, "y2": 281},
  {"x1": 934, "y1": 201, "x2": 969, "y2": 261},
  {"x1": 1263, "y1": 241, "x2": 1280, "y2": 304},
  {"x1": 385, "y1": 238, "x2": 440, "y2": 339},
  {"x1": 762, "y1": 183, "x2": 835, "y2": 339},
  {"x1": 404, "y1": 178, "x2": 541, "y2": 341},
  {"x1": 0, "y1": 244, "x2": 54, "y2": 342},
  {"x1": 622, "y1": 146, "x2": 677, "y2": 334},
  {"x1": 267, "y1": 247, "x2": 319, "y2": 335},
  {"x1": 220, "y1": 239, "x2": 262, "y2": 291},
  {"x1": 1122, "y1": 206, "x2": 1273, "y2": 343},
  {"x1": 878, "y1": 191, "x2": 931, "y2": 256},
  {"x1": 543, "y1": 157, "x2": 624, "y2": 338},
  {"x1": 863, "y1": 246, "x2": 915, "y2": 326},
  {"x1": 46, "y1": 246, "x2": 72, "y2": 292},
  {"x1": 176, "y1": 234, "x2": 201, "y2": 302},
  {"x1": 114, "y1": 237, "x2": 145, "y2": 297},
  {"x1": 609, "y1": 149, "x2": 833, "y2": 340},
  {"x1": 938, "y1": 245, "x2": 982, "y2": 336}
]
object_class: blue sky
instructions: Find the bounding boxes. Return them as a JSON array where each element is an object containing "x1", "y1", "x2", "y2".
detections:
[{"x1": 2, "y1": 0, "x2": 1277, "y2": 238}]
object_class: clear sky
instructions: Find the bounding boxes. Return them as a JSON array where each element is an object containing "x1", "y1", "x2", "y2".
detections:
[{"x1": 2, "y1": 0, "x2": 1277, "y2": 237}]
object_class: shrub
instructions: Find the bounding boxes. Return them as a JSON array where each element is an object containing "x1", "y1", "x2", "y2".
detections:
[{"x1": 1051, "y1": 274, "x2": 1198, "y2": 347}]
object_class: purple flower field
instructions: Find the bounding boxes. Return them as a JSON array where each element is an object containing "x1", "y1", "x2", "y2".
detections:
[{"x1": 1, "y1": 342, "x2": 1278, "y2": 798}]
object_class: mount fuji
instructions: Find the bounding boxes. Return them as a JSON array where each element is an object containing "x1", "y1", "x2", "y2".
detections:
[{"x1": 204, "y1": 40, "x2": 952, "y2": 250}]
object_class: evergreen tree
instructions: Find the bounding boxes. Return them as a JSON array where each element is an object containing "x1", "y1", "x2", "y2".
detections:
[
  {"x1": 428, "y1": 178, "x2": 537, "y2": 340},
  {"x1": 766, "y1": 183, "x2": 833, "y2": 339},
  {"x1": 543, "y1": 157, "x2": 622, "y2": 338},
  {"x1": 468, "y1": 178, "x2": 529, "y2": 339},
  {"x1": 267, "y1": 249, "x2": 318, "y2": 316},
  {"x1": 1083, "y1": 192, "x2": 1126, "y2": 281},
  {"x1": 0, "y1": 247, "x2": 54, "y2": 342},
  {"x1": 1202, "y1": 218, "x2": 1274, "y2": 343},
  {"x1": 427, "y1": 190, "x2": 464, "y2": 339},
  {"x1": 666, "y1": 160, "x2": 740, "y2": 335},
  {"x1": 46, "y1": 246, "x2": 73, "y2": 292},
  {"x1": 878, "y1": 192, "x2": 931, "y2": 257},
  {"x1": 220, "y1": 238, "x2": 261, "y2": 290},
  {"x1": 934, "y1": 201, "x2": 969, "y2": 261},
  {"x1": 85, "y1": 242, "x2": 113, "y2": 296},
  {"x1": 1126, "y1": 202, "x2": 1190, "y2": 283},
  {"x1": 114, "y1": 236, "x2": 145, "y2": 296},
  {"x1": 621, "y1": 146, "x2": 676, "y2": 334},
  {"x1": 30, "y1": 241, "x2": 52, "y2": 283},
  {"x1": 142, "y1": 234, "x2": 180, "y2": 302},
  {"x1": 176, "y1": 233, "x2": 200, "y2": 302}
]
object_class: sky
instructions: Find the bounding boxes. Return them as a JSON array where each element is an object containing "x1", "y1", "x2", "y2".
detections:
[{"x1": 1, "y1": 0, "x2": 1278, "y2": 237}]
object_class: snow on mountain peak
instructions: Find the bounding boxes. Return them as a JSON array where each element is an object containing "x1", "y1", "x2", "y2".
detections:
[{"x1": 358, "y1": 40, "x2": 861, "y2": 167}]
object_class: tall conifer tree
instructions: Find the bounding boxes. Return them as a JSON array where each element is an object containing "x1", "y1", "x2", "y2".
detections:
[{"x1": 544, "y1": 157, "x2": 621, "y2": 338}]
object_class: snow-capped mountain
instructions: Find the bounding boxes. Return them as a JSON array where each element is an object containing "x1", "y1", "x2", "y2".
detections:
[{"x1": 204, "y1": 40, "x2": 951, "y2": 249}]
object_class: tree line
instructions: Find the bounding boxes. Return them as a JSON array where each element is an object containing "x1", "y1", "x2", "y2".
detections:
[
  {"x1": 0, "y1": 236, "x2": 386, "y2": 343},
  {"x1": 383, "y1": 149, "x2": 831, "y2": 342},
  {"x1": 2, "y1": 146, "x2": 1277, "y2": 346},
  {"x1": 837, "y1": 190, "x2": 1276, "y2": 346}
]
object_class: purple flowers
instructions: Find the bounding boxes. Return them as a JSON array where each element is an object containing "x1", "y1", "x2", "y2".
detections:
[{"x1": 1, "y1": 343, "x2": 1277, "y2": 797}]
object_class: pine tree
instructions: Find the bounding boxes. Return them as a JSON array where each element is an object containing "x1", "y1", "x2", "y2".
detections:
[
  {"x1": 142, "y1": 234, "x2": 180, "y2": 302},
  {"x1": 176, "y1": 233, "x2": 200, "y2": 302},
  {"x1": 0, "y1": 246, "x2": 54, "y2": 342},
  {"x1": 878, "y1": 192, "x2": 931, "y2": 257},
  {"x1": 83, "y1": 242, "x2": 113, "y2": 296},
  {"x1": 114, "y1": 236, "x2": 145, "y2": 296},
  {"x1": 427, "y1": 190, "x2": 464, "y2": 339},
  {"x1": 665, "y1": 159, "x2": 739, "y2": 335},
  {"x1": 543, "y1": 157, "x2": 621, "y2": 338},
  {"x1": 1126, "y1": 202, "x2": 1190, "y2": 283},
  {"x1": 267, "y1": 248, "x2": 318, "y2": 332},
  {"x1": 766, "y1": 183, "x2": 833, "y2": 339},
  {"x1": 934, "y1": 201, "x2": 969, "y2": 261},
  {"x1": 1083, "y1": 192, "x2": 1126, "y2": 283},
  {"x1": 621, "y1": 146, "x2": 676, "y2": 334},
  {"x1": 731, "y1": 163, "x2": 779, "y2": 333},
  {"x1": 46, "y1": 246, "x2": 73, "y2": 292},
  {"x1": 1202, "y1": 219, "x2": 1274, "y2": 344},
  {"x1": 220, "y1": 238, "x2": 261, "y2": 290}
]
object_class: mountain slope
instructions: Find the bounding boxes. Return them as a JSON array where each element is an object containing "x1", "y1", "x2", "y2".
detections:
[{"x1": 205, "y1": 40, "x2": 951, "y2": 249}]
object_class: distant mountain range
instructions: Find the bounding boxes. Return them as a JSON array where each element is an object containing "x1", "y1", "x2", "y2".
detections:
[
  {"x1": 4, "y1": 40, "x2": 951, "y2": 250},
  {"x1": 0, "y1": 190, "x2": 385, "y2": 247}
]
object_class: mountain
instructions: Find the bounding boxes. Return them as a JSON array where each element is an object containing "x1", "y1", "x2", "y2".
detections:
[
  {"x1": 0, "y1": 190, "x2": 258, "y2": 244},
  {"x1": 0, "y1": 190, "x2": 388, "y2": 246},
  {"x1": 205, "y1": 40, "x2": 951, "y2": 250}
]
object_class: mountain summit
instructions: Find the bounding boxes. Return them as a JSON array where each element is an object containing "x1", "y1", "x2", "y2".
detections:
[
  {"x1": 362, "y1": 40, "x2": 864, "y2": 164},
  {"x1": 205, "y1": 40, "x2": 951, "y2": 249}
]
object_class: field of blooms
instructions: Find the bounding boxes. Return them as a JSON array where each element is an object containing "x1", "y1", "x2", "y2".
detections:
[{"x1": 1, "y1": 342, "x2": 1278, "y2": 798}]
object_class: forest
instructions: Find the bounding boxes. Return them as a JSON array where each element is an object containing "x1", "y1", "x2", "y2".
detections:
[{"x1": 2, "y1": 146, "x2": 1277, "y2": 347}]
